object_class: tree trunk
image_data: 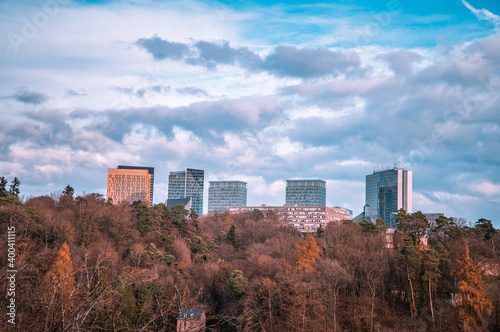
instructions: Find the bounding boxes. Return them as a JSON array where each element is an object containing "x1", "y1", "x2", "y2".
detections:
[
  {"x1": 407, "y1": 264, "x2": 416, "y2": 317},
  {"x1": 429, "y1": 271, "x2": 434, "y2": 321}
]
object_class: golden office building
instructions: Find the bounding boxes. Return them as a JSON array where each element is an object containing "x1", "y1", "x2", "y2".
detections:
[{"x1": 107, "y1": 168, "x2": 151, "y2": 206}]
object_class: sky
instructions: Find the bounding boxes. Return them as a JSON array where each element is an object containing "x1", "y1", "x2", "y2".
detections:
[{"x1": 0, "y1": 0, "x2": 499, "y2": 226}]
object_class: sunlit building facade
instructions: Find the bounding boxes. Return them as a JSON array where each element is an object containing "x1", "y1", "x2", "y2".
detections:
[
  {"x1": 208, "y1": 181, "x2": 247, "y2": 213},
  {"x1": 365, "y1": 167, "x2": 412, "y2": 223},
  {"x1": 117, "y1": 165, "x2": 154, "y2": 207},
  {"x1": 168, "y1": 168, "x2": 204, "y2": 215},
  {"x1": 228, "y1": 205, "x2": 350, "y2": 233},
  {"x1": 285, "y1": 179, "x2": 326, "y2": 206},
  {"x1": 107, "y1": 168, "x2": 151, "y2": 206}
]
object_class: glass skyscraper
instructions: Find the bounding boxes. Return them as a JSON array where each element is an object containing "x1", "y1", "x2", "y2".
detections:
[
  {"x1": 365, "y1": 167, "x2": 412, "y2": 225},
  {"x1": 168, "y1": 168, "x2": 204, "y2": 215},
  {"x1": 285, "y1": 179, "x2": 326, "y2": 206},
  {"x1": 208, "y1": 181, "x2": 247, "y2": 213}
]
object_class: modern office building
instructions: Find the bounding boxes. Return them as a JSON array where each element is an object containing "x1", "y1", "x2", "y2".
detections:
[
  {"x1": 166, "y1": 197, "x2": 192, "y2": 211},
  {"x1": 365, "y1": 167, "x2": 412, "y2": 223},
  {"x1": 229, "y1": 205, "x2": 350, "y2": 233},
  {"x1": 208, "y1": 181, "x2": 247, "y2": 213},
  {"x1": 168, "y1": 168, "x2": 204, "y2": 215},
  {"x1": 107, "y1": 168, "x2": 151, "y2": 206},
  {"x1": 117, "y1": 165, "x2": 154, "y2": 207},
  {"x1": 285, "y1": 179, "x2": 326, "y2": 206}
]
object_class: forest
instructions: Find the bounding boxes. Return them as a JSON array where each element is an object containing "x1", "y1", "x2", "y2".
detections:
[{"x1": 0, "y1": 178, "x2": 499, "y2": 331}]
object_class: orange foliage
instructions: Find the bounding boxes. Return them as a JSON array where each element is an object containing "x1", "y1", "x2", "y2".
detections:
[
  {"x1": 48, "y1": 242, "x2": 75, "y2": 298},
  {"x1": 453, "y1": 242, "x2": 492, "y2": 331},
  {"x1": 296, "y1": 234, "x2": 321, "y2": 272}
]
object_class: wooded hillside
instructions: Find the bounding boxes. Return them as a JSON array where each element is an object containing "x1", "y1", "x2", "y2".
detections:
[{"x1": 0, "y1": 191, "x2": 499, "y2": 331}]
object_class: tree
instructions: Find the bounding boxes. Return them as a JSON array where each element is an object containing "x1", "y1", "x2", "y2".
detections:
[
  {"x1": 226, "y1": 224, "x2": 240, "y2": 251},
  {"x1": 63, "y1": 184, "x2": 74, "y2": 197},
  {"x1": 397, "y1": 236, "x2": 421, "y2": 317},
  {"x1": 453, "y1": 241, "x2": 492, "y2": 331},
  {"x1": 48, "y1": 242, "x2": 75, "y2": 298},
  {"x1": 0, "y1": 176, "x2": 8, "y2": 197},
  {"x1": 317, "y1": 259, "x2": 349, "y2": 332},
  {"x1": 296, "y1": 234, "x2": 321, "y2": 272},
  {"x1": 475, "y1": 218, "x2": 496, "y2": 241},
  {"x1": 43, "y1": 241, "x2": 76, "y2": 330},
  {"x1": 9, "y1": 177, "x2": 20, "y2": 197},
  {"x1": 229, "y1": 270, "x2": 248, "y2": 300}
]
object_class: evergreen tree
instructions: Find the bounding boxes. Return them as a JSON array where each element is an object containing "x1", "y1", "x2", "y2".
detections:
[
  {"x1": 9, "y1": 177, "x2": 20, "y2": 197},
  {"x1": 475, "y1": 218, "x2": 496, "y2": 241},
  {"x1": 0, "y1": 176, "x2": 8, "y2": 197},
  {"x1": 63, "y1": 184, "x2": 74, "y2": 197},
  {"x1": 226, "y1": 224, "x2": 240, "y2": 250}
]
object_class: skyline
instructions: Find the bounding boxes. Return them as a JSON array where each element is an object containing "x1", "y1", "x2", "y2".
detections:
[{"x1": 1, "y1": 0, "x2": 499, "y2": 226}]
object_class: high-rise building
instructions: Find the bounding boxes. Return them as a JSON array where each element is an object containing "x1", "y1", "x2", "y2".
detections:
[
  {"x1": 107, "y1": 168, "x2": 151, "y2": 206},
  {"x1": 208, "y1": 181, "x2": 247, "y2": 213},
  {"x1": 365, "y1": 167, "x2": 412, "y2": 223},
  {"x1": 168, "y1": 168, "x2": 204, "y2": 215},
  {"x1": 117, "y1": 165, "x2": 154, "y2": 207},
  {"x1": 285, "y1": 179, "x2": 326, "y2": 206}
]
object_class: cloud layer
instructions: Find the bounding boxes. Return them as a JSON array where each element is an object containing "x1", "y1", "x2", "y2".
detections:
[{"x1": 0, "y1": 0, "x2": 499, "y2": 225}]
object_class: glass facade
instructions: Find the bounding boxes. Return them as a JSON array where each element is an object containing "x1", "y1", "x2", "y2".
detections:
[
  {"x1": 168, "y1": 168, "x2": 204, "y2": 215},
  {"x1": 365, "y1": 168, "x2": 412, "y2": 225},
  {"x1": 285, "y1": 179, "x2": 326, "y2": 206},
  {"x1": 208, "y1": 181, "x2": 247, "y2": 213}
]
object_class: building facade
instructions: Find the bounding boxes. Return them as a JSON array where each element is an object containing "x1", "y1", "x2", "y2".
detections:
[
  {"x1": 285, "y1": 179, "x2": 326, "y2": 206},
  {"x1": 168, "y1": 168, "x2": 204, "y2": 215},
  {"x1": 208, "y1": 181, "x2": 247, "y2": 213},
  {"x1": 228, "y1": 205, "x2": 350, "y2": 233},
  {"x1": 107, "y1": 168, "x2": 151, "y2": 206},
  {"x1": 117, "y1": 165, "x2": 154, "y2": 207},
  {"x1": 365, "y1": 167, "x2": 412, "y2": 223}
]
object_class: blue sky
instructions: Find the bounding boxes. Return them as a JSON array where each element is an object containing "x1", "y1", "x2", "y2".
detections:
[{"x1": 0, "y1": 0, "x2": 499, "y2": 226}]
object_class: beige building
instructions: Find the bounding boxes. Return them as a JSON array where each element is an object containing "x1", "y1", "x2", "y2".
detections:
[
  {"x1": 228, "y1": 205, "x2": 351, "y2": 233},
  {"x1": 107, "y1": 168, "x2": 151, "y2": 206}
]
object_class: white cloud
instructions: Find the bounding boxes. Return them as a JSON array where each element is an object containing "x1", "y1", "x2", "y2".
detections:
[
  {"x1": 467, "y1": 181, "x2": 500, "y2": 197},
  {"x1": 462, "y1": 0, "x2": 500, "y2": 27}
]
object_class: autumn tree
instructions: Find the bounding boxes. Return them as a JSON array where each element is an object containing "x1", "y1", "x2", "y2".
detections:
[
  {"x1": 453, "y1": 241, "x2": 492, "y2": 331},
  {"x1": 43, "y1": 241, "x2": 76, "y2": 330},
  {"x1": 296, "y1": 233, "x2": 321, "y2": 272}
]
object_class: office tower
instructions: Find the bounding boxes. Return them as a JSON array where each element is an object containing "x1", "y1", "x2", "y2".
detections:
[
  {"x1": 107, "y1": 168, "x2": 151, "y2": 206},
  {"x1": 365, "y1": 167, "x2": 412, "y2": 224},
  {"x1": 118, "y1": 165, "x2": 154, "y2": 207},
  {"x1": 168, "y1": 168, "x2": 204, "y2": 215},
  {"x1": 208, "y1": 181, "x2": 247, "y2": 213},
  {"x1": 285, "y1": 179, "x2": 326, "y2": 206}
]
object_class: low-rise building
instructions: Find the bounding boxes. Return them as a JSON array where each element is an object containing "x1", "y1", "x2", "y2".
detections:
[
  {"x1": 228, "y1": 205, "x2": 351, "y2": 233},
  {"x1": 176, "y1": 308, "x2": 205, "y2": 332}
]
